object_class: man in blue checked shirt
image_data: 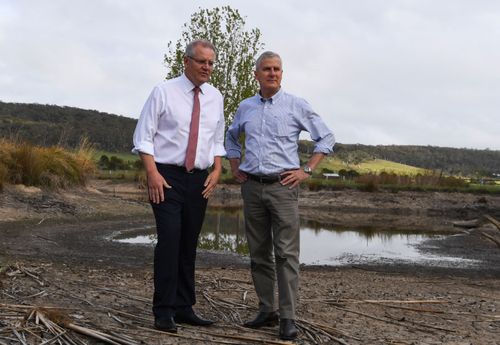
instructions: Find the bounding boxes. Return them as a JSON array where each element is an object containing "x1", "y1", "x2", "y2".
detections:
[{"x1": 225, "y1": 51, "x2": 335, "y2": 341}]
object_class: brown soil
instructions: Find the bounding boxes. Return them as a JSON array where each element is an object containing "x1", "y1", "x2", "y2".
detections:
[{"x1": 1, "y1": 180, "x2": 499, "y2": 344}]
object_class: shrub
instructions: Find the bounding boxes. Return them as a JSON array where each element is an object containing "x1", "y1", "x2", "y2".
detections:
[
  {"x1": 0, "y1": 163, "x2": 7, "y2": 190},
  {"x1": 0, "y1": 138, "x2": 95, "y2": 188}
]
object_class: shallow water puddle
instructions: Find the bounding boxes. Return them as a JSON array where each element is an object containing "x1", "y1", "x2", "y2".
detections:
[{"x1": 112, "y1": 209, "x2": 479, "y2": 267}]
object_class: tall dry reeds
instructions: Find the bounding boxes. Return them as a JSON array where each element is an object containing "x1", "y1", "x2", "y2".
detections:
[{"x1": 0, "y1": 138, "x2": 95, "y2": 189}]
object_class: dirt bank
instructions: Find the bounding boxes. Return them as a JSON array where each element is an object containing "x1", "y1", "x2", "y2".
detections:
[{"x1": 1, "y1": 181, "x2": 500, "y2": 344}]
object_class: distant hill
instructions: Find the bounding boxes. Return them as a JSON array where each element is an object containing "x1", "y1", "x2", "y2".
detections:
[
  {"x1": 1, "y1": 101, "x2": 499, "y2": 176},
  {"x1": 0, "y1": 101, "x2": 137, "y2": 152},
  {"x1": 299, "y1": 141, "x2": 500, "y2": 176}
]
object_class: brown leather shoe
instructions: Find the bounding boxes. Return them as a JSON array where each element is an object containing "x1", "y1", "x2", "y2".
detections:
[
  {"x1": 154, "y1": 317, "x2": 177, "y2": 333},
  {"x1": 279, "y1": 319, "x2": 298, "y2": 340},
  {"x1": 244, "y1": 311, "x2": 279, "y2": 328}
]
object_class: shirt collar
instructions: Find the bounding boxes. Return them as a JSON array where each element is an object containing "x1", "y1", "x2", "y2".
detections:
[
  {"x1": 180, "y1": 73, "x2": 207, "y2": 94},
  {"x1": 259, "y1": 88, "x2": 283, "y2": 104}
]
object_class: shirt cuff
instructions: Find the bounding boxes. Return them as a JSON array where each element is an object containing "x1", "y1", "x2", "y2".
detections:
[
  {"x1": 225, "y1": 149, "x2": 242, "y2": 159},
  {"x1": 132, "y1": 142, "x2": 155, "y2": 156},
  {"x1": 313, "y1": 145, "x2": 334, "y2": 155},
  {"x1": 213, "y1": 145, "x2": 227, "y2": 157}
]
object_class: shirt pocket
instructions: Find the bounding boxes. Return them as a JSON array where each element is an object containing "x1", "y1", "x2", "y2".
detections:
[
  {"x1": 270, "y1": 114, "x2": 290, "y2": 137},
  {"x1": 200, "y1": 111, "x2": 218, "y2": 133}
]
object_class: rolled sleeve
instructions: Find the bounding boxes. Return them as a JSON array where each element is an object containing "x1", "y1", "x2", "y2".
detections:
[
  {"x1": 213, "y1": 109, "x2": 227, "y2": 157},
  {"x1": 131, "y1": 141, "x2": 155, "y2": 156},
  {"x1": 298, "y1": 99, "x2": 335, "y2": 155},
  {"x1": 313, "y1": 132, "x2": 335, "y2": 154},
  {"x1": 225, "y1": 114, "x2": 243, "y2": 159},
  {"x1": 132, "y1": 87, "x2": 163, "y2": 156}
]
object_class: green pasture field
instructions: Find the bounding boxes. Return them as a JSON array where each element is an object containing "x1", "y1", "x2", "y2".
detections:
[
  {"x1": 93, "y1": 150, "x2": 138, "y2": 162},
  {"x1": 314, "y1": 156, "x2": 429, "y2": 176}
]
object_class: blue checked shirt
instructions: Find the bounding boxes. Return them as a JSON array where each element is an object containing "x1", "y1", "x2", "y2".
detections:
[{"x1": 225, "y1": 89, "x2": 335, "y2": 175}]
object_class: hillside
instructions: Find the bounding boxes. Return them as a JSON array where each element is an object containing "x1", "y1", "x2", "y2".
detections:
[
  {"x1": 1, "y1": 101, "x2": 499, "y2": 176},
  {"x1": 299, "y1": 142, "x2": 500, "y2": 176},
  {"x1": 0, "y1": 101, "x2": 137, "y2": 152}
]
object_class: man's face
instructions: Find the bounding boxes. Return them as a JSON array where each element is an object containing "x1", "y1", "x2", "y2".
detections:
[
  {"x1": 184, "y1": 45, "x2": 215, "y2": 86},
  {"x1": 254, "y1": 57, "x2": 283, "y2": 95}
]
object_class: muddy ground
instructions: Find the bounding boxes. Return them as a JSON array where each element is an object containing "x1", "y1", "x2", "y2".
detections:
[{"x1": 0, "y1": 180, "x2": 500, "y2": 344}]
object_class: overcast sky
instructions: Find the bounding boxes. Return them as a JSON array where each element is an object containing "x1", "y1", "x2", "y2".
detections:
[{"x1": 1, "y1": 0, "x2": 499, "y2": 150}]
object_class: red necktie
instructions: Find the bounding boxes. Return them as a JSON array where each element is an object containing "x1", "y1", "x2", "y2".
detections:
[{"x1": 185, "y1": 86, "x2": 200, "y2": 171}]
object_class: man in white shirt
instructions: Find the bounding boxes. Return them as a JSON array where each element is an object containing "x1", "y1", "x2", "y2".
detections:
[{"x1": 132, "y1": 39, "x2": 225, "y2": 333}]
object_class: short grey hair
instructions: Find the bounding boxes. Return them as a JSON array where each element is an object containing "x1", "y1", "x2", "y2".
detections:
[
  {"x1": 185, "y1": 39, "x2": 216, "y2": 58},
  {"x1": 255, "y1": 51, "x2": 282, "y2": 70}
]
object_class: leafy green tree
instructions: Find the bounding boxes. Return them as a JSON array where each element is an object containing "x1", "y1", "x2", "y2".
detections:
[
  {"x1": 98, "y1": 155, "x2": 110, "y2": 169},
  {"x1": 164, "y1": 6, "x2": 264, "y2": 125},
  {"x1": 109, "y1": 156, "x2": 126, "y2": 170}
]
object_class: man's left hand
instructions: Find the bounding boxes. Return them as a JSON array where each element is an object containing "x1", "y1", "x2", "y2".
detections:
[
  {"x1": 202, "y1": 168, "x2": 221, "y2": 199},
  {"x1": 280, "y1": 169, "x2": 310, "y2": 189}
]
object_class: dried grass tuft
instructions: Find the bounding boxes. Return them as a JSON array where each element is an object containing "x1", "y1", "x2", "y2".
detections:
[{"x1": 0, "y1": 138, "x2": 96, "y2": 189}]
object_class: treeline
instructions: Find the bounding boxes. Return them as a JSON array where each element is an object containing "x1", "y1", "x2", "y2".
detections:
[
  {"x1": 299, "y1": 142, "x2": 500, "y2": 176},
  {"x1": 0, "y1": 101, "x2": 137, "y2": 152},
  {"x1": 2, "y1": 101, "x2": 498, "y2": 177}
]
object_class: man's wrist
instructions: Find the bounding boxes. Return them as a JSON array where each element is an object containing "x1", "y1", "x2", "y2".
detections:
[{"x1": 303, "y1": 165, "x2": 313, "y2": 175}]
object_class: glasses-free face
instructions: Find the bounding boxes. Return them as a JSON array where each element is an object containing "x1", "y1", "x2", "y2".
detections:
[
  {"x1": 254, "y1": 57, "x2": 283, "y2": 98},
  {"x1": 184, "y1": 46, "x2": 216, "y2": 86}
]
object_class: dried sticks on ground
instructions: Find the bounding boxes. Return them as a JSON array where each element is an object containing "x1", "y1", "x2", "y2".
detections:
[{"x1": 1, "y1": 263, "x2": 499, "y2": 344}]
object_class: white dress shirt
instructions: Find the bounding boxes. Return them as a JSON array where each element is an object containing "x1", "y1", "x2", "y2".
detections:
[{"x1": 133, "y1": 74, "x2": 226, "y2": 169}]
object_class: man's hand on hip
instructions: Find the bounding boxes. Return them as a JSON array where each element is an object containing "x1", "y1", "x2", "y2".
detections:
[
  {"x1": 232, "y1": 169, "x2": 248, "y2": 184},
  {"x1": 280, "y1": 169, "x2": 310, "y2": 189},
  {"x1": 228, "y1": 158, "x2": 247, "y2": 183}
]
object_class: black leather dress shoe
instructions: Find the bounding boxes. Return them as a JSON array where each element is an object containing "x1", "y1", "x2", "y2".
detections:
[
  {"x1": 154, "y1": 317, "x2": 177, "y2": 333},
  {"x1": 279, "y1": 319, "x2": 298, "y2": 340},
  {"x1": 243, "y1": 311, "x2": 279, "y2": 328},
  {"x1": 174, "y1": 309, "x2": 214, "y2": 326}
]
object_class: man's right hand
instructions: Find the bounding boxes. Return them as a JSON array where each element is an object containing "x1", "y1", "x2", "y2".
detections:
[
  {"x1": 228, "y1": 158, "x2": 247, "y2": 183},
  {"x1": 138, "y1": 153, "x2": 171, "y2": 204},
  {"x1": 147, "y1": 170, "x2": 171, "y2": 204},
  {"x1": 232, "y1": 169, "x2": 248, "y2": 183}
]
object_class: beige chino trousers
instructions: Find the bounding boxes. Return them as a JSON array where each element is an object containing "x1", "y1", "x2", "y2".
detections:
[{"x1": 241, "y1": 180, "x2": 300, "y2": 319}]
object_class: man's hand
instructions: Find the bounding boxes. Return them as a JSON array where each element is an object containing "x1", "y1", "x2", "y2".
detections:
[
  {"x1": 232, "y1": 169, "x2": 248, "y2": 183},
  {"x1": 147, "y1": 169, "x2": 171, "y2": 204},
  {"x1": 280, "y1": 169, "x2": 310, "y2": 189},
  {"x1": 139, "y1": 153, "x2": 171, "y2": 204},
  {"x1": 202, "y1": 168, "x2": 221, "y2": 199},
  {"x1": 228, "y1": 158, "x2": 247, "y2": 183}
]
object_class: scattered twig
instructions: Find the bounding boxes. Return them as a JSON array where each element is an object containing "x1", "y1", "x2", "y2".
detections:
[
  {"x1": 332, "y1": 305, "x2": 455, "y2": 334},
  {"x1": 33, "y1": 234, "x2": 58, "y2": 245},
  {"x1": 481, "y1": 231, "x2": 500, "y2": 248},
  {"x1": 485, "y1": 214, "x2": 500, "y2": 231},
  {"x1": 16, "y1": 265, "x2": 44, "y2": 286},
  {"x1": 190, "y1": 328, "x2": 296, "y2": 345},
  {"x1": 101, "y1": 306, "x2": 151, "y2": 323},
  {"x1": 96, "y1": 287, "x2": 150, "y2": 303},
  {"x1": 25, "y1": 290, "x2": 47, "y2": 299},
  {"x1": 12, "y1": 329, "x2": 29, "y2": 345},
  {"x1": 39, "y1": 330, "x2": 68, "y2": 345},
  {"x1": 298, "y1": 318, "x2": 356, "y2": 343}
]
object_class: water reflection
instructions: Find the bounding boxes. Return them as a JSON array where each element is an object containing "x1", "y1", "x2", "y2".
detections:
[
  {"x1": 197, "y1": 209, "x2": 248, "y2": 255},
  {"x1": 114, "y1": 208, "x2": 474, "y2": 266}
]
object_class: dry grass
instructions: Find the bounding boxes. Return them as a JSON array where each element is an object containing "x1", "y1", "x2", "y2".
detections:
[{"x1": 0, "y1": 138, "x2": 95, "y2": 189}]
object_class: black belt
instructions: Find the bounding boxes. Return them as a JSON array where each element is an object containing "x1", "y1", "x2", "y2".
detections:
[
  {"x1": 246, "y1": 173, "x2": 281, "y2": 184},
  {"x1": 161, "y1": 164, "x2": 206, "y2": 174}
]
